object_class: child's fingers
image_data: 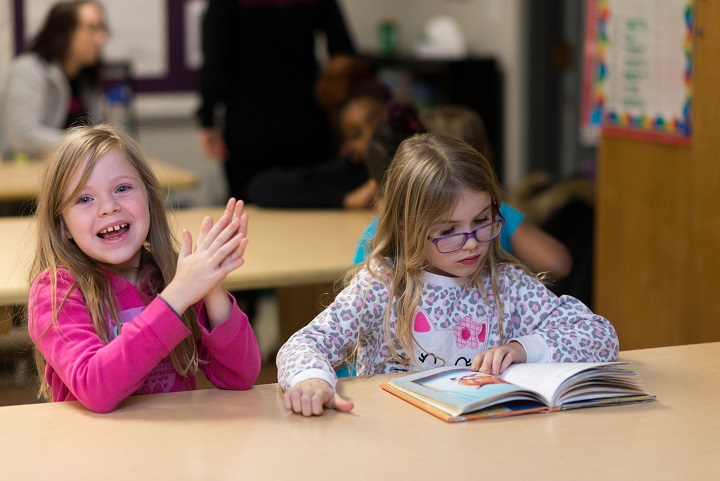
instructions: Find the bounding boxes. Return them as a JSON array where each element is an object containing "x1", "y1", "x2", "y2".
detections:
[
  {"x1": 470, "y1": 354, "x2": 483, "y2": 371},
  {"x1": 217, "y1": 238, "x2": 249, "y2": 270},
  {"x1": 285, "y1": 388, "x2": 325, "y2": 416},
  {"x1": 499, "y1": 352, "x2": 515, "y2": 374},
  {"x1": 219, "y1": 198, "x2": 237, "y2": 227},
  {"x1": 328, "y1": 392, "x2": 354, "y2": 413},
  {"x1": 197, "y1": 216, "x2": 241, "y2": 255},
  {"x1": 283, "y1": 380, "x2": 340, "y2": 416},
  {"x1": 205, "y1": 220, "x2": 244, "y2": 259},
  {"x1": 196, "y1": 215, "x2": 214, "y2": 247},
  {"x1": 197, "y1": 199, "x2": 238, "y2": 249},
  {"x1": 233, "y1": 200, "x2": 249, "y2": 238},
  {"x1": 196, "y1": 199, "x2": 245, "y2": 252},
  {"x1": 478, "y1": 350, "x2": 494, "y2": 374},
  {"x1": 237, "y1": 212, "x2": 248, "y2": 238},
  {"x1": 179, "y1": 229, "x2": 193, "y2": 258},
  {"x1": 490, "y1": 349, "x2": 508, "y2": 375}
]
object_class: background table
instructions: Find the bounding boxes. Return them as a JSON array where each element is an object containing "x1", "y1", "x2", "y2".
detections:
[
  {"x1": 0, "y1": 158, "x2": 198, "y2": 203},
  {"x1": 0, "y1": 206, "x2": 374, "y2": 355},
  {"x1": 0, "y1": 206, "x2": 374, "y2": 305},
  {"x1": 0, "y1": 342, "x2": 717, "y2": 480}
]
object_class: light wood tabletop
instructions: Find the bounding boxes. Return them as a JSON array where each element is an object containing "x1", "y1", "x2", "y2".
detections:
[
  {"x1": 0, "y1": 342, "x2": 717, "y2": 480},
  {"x1": 0, "y1": 158, "x2": 199, "y2": 202},
  {"x1": 0, "y1": 205, "x2": 375, "y2": 305}
]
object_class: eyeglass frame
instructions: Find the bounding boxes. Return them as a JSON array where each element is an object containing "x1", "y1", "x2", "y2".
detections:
[
  {"x1": 77, "y1": 22, "x2": 109, "y2": 35},
  {"x1": 427, "y1": 208, "x2": 505, "y2": 254}
]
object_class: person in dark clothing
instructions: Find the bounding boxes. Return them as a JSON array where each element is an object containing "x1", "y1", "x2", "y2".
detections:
[
  {"x1": 196, "y1": 0, "x2": 356, "y2": 202},
  {"x1": 246, "y1": 89, "x2": 390, "y2": 209}
]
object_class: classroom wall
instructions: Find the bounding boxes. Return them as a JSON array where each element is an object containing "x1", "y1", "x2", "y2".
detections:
[
  {"x1": 594, "y1": 0, "x2": 720, "y2": 350},
  {"x1": 0, "y1": 0, "x2": 12, "y2": 95}
]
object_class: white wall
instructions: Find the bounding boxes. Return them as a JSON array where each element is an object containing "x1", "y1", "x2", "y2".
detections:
[
  {"x1": 134, "y1": 94, "x2": 229, "y2": 208},
  {"x1": 338, "y1": 0, "x2": 527, "y2": 188},
  {"x1": 0, "y1": 0, "x2": 13, "y2": 96}
]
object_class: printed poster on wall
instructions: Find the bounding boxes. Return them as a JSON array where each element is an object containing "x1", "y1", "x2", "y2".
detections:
[{"x1": 582, "y1": 0, "x2": 694, "y2": 144}]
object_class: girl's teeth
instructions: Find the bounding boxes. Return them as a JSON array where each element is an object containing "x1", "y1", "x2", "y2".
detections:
[{"x1": 100, "y1": 224, "x2": 127, "y2": 234}]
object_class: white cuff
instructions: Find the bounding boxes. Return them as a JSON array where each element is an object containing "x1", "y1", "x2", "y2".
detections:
[
  {"x1": 288, "y1": 368, "x2": 337, "y2": 390},
  {"x1": 511, "y1": 333, "x2": 552, "y2": 363}
]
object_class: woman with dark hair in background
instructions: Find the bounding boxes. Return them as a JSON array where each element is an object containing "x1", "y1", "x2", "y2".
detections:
[{"x1": 0, "y1": 1, "x2": 108, "y2": 159}]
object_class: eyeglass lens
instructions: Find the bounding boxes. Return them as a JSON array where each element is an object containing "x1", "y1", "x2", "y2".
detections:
[{"x1": 436, "y1": 222, "x2": 502, "y2": 253}]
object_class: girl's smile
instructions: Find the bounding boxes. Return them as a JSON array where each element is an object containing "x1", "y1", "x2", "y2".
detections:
[
  {"x1": 98, "y1": 223, "x2": 129, "y2": 238},
  {"x1": 61, "y1": 149, "x2": 150, "y2": 282}
]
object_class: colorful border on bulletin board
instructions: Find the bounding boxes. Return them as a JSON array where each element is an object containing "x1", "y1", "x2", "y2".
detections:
[{"x1": 586, "y1": 0, "x2": 694, "y2": 145}]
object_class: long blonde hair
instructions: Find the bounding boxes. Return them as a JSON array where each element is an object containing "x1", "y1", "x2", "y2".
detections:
[
  {"x1": 28, "y1": 124, "x2": 200, "y2": 400},
  {"x1": 362, "y1": 133, "x2": 514, "y2": 370}
]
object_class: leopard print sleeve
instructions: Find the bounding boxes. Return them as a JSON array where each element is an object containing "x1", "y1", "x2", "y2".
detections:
[
  {"x1": 276, "y1": 267, "x2": 391, "y2": 390},
  {"x1": 499, "y1": 265, "x2": 619, "y2": 362}
]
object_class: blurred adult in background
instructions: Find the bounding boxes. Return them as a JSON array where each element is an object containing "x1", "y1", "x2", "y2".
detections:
[
  {"x1": 0, "y1": 1, "x2": 108, "y2": 159},
  {"x1": 197, "y1": 0, "x2": 356, "y2": 202},
  {"x1": 246, "y1": 88, "x2": 390, "y2": 209},
  {"x1": 246, "y1": 55, "x2": 391, "y2": 209}
]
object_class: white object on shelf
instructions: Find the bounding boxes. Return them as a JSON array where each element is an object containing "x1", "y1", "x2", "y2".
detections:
[{"x1": 414, "y1": 16, "x2": 468, "y2": 59}]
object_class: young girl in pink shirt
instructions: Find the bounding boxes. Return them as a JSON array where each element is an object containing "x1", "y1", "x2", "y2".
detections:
[{"x1": 28, "y1": 124, "x2": 261, "y2": 412}]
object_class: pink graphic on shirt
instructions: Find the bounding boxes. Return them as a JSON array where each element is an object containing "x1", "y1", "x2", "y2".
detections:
[
  {"x1": 137, "y1": 360, "x2": 177, "y2": 395},
  {"x1": 453, "y1": 316, "x2": 487, "y2": 348},
  {"x1": 413, "y1": 311, "x2": 431, "y2": 333},
  {"x1": 108, "y1": 306, "x2": 145, "y2": 340}
]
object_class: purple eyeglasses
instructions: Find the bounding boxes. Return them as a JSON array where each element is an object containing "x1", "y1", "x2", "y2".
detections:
[{"x1": 428, "y1": 210, "x2": 505, "y2": 254}]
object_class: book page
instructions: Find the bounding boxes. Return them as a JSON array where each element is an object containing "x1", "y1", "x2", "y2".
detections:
[
  {"x1": 500, "y1": 362, "x2": 621, "y2": 405},
  {"x1": 392, "y1": 367, "x2": 543, "y2": 415}
]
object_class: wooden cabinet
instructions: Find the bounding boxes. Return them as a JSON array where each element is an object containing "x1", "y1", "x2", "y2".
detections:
[{"x1": 595, "y1": 0, "x2": 720, "y2": 349}]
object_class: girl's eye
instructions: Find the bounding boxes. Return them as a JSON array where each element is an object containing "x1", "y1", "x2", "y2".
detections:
[
  {"x1": 116, "y1": 184, "x2": 131, "y2": 193},
  {"x1": 439, "y1": 227, "x2": 454, "y2": 236},
  {"x1": 77, "y1": 196, "x2": 92, "y2": 204},
  {"x1": 474, "y1": 216, "x2": 490, "y2": 226}
]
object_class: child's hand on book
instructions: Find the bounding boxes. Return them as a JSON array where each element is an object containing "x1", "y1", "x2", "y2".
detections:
[
  {"x1": 283, "y1": 379, "x2": 355, "y2": 416},
  {"x1": 472, "y1": 341, "x2": 527, "y2": 375}
]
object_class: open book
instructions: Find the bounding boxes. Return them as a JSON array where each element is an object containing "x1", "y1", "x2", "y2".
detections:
[{"x1": 381, "y1": 362, "x2": 655, "y2": 422}]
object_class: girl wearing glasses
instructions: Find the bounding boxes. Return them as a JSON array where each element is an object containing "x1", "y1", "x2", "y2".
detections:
[{"x1": 277, "y1": 133, "x2": 618, "y2": 416}]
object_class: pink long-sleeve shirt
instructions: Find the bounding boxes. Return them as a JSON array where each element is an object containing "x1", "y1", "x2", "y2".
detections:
[{"x1": 28, "y1": 269, "x2": 261, "y2": 413}]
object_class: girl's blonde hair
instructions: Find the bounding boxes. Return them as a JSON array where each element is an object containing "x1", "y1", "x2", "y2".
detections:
[
  {"x1": 362, "y1": 132, "x2": 512, "y2": 370},
  {"x1": 29, "y1": 124, "x2": 200, "y2": 400}
]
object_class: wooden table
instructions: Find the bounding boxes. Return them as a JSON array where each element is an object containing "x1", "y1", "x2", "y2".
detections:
[
  {"x1": 0, "y1": 342, "x2": 717, "y2": 480},
  {"x1": 0, "y1": 158, "x2": 199, "y2": 202},
  {"x1": 0, "y1": 206, "x2": 374, "y2": 305}
]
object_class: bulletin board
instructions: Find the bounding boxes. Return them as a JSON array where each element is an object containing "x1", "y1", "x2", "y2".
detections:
[
  {"x1": 12, "y1": 0, "x2": 205, "y2": 92},
  {"x1": 582, "y1": 0, "x2": 694, "y2": 144}
]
